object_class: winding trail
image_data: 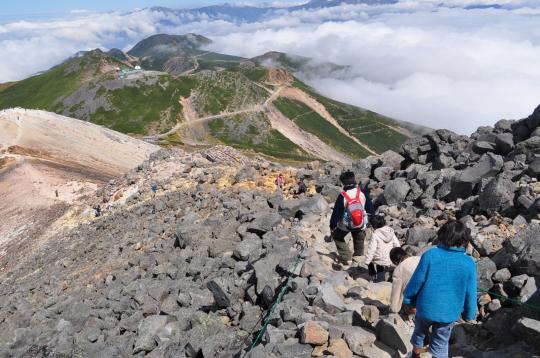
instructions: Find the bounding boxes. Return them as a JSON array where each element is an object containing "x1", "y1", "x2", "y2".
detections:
[{"x1": 144, "y1": 79, "x2": 406, "y2": 159}]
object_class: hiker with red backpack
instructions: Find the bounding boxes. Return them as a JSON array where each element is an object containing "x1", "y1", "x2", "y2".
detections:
[{"x1": 329, "y1": 171, "x2": 375, "y2": 268}]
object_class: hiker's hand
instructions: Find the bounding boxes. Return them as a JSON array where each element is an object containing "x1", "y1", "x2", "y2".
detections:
[{"x1": 407, "y1": 307, "x2": 416, "y2": 315}]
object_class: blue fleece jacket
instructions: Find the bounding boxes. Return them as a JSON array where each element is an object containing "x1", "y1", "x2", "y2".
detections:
[
  {"x1": 403, "y1": 245, "x2": 477, "y2": 323},
  {"x1": 329, "y1": 184, "x2": 375, "y2": 231}
]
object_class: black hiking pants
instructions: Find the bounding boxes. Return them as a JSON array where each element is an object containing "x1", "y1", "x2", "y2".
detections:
[{"x1": 332, "y1": 228, "x2": 366, "y2": 263}]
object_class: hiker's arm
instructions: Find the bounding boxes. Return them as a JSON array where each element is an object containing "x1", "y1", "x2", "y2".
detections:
[
  {"x1": 390, "y1": 270, "x2": 404, "y2": 313},
  {"x1": 329, "y1": 195, "x2": 344, "y2": 231},
  {"x1": 362, "y1": 188, "x2": 375, "y2": 216},
  {"x1": 403, "y1": 254, "x2": 429, "y2": 306},
  {"x1": 364, "y1": 237, "x2": 377, "y2": 265},
  {"x1": 463, "y1": 261, "x2": 478, "y2": 321}
]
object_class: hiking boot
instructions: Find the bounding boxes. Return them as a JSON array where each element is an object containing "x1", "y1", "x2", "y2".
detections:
[
  {"x1": 333, "y1": 257, "x2": 352, "y2": 271},
  {"x1": 333, "y1": 262, "x2": 351, "y2": 271}
]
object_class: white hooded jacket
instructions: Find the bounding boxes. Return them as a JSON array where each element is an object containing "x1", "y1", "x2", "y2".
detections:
[{"x1": 364, "y1": 226, "x2": 400, "y2": 266}]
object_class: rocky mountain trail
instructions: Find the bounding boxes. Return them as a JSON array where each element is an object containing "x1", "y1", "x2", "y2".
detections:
[{"x1": 1, "y1": 106, "x2": 540, "y2": 357}]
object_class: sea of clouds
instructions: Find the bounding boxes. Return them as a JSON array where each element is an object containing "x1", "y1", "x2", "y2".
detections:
[{"x1": 1, "y1": 0, "x2": 540, "y2": 133}]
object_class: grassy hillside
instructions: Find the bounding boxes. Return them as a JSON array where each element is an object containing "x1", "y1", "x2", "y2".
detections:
[
  {"x1": 90, "y1": 76, "x2": 198, "y2": 134},
  {"x1": 0, "y1": 82, "x2": 16, "y2": 91},
  {"x1": 208, "y1": 112, "x2": 314, "y2": 161},
  {"x1": 274, "y1": 97, "x2": 371, "y2": 158},
  {"x1": 0, "y1": 50, "x2": 200, "y2": 135},
  {"x1": 293, "y1": 80, "x2": 409, "y2": 152},
  {"x1": 192, "y1": 71, "x2": 268, "y2": 115}
]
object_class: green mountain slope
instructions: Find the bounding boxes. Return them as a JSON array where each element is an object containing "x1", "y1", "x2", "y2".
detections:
[{"x1": 0, "y1": 33, "x2": 427, "y2": 162}]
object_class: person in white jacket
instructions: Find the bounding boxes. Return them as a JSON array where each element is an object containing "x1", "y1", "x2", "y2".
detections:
[
  {"x1": 364, "y1": 215, "x2": 400, "y2": 282},
  {"x1": 389, "y1": 247, "x2": 421, "y2": 314}
]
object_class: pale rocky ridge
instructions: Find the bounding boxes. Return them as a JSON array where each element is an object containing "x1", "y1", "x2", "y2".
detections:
[{"x1": 0, "y1": 105, "x2": 539, "y2": 357}]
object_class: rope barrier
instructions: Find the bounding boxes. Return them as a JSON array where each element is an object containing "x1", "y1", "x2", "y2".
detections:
[
  {"x1": 238, "y1": 244, "x2": 307, "y2": 357},
  {"x1": 478, "y1": 288, "x2": 540, "y2": 312}
]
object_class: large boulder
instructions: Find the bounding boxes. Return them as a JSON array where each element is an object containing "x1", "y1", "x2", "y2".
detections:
[
  {"x1": 528, "y1": 157, "x2": 540, "y2": 179},
  {"x1": 401, "y1": 136, "x2": 432, "y2": 163},
  {"x1": 375, "y1": 316, "x2": 412, "y2": 355},
  {"x1": 514, "y1": 318, "x2": 540, "y2": 348},
  {"x1": 460, "y1": 153, "x2": 504, "y2": 183},
  {"x1": 378, "y1": 150, "x2": 405, "y2": 171},
  {"x1": 374, "y1": 166, "x2": 393, "y2": 182},
  {"x1": 247, "y1": 212, "x2": 282, "y2": 236},
  {"x1": 381, "y1": 180, "x2": 410, "y2": 206},
  {"x1": 300, "y1": 321, "x2": 329, "y2": 346},
  {"x1": 133, "y1": 315, "x2": 176, "y2": 354},
  {"x1": 514, "y1": 136, "x2": 540, "y2": 162},
  {"x1": 342, "y1": 326, "x2": 377, "y2": 356},
  {"x1": 477, "y1": 175, "x2": 515, "y2": 216},
  {"x1": 495, "y1": 133, "x2": 515, "y2": 155},
  {"x1": 499, "y1": 224, "x2": 540, "y2": 276},
  {"x1": 445, "y1": 153, "x2": 504, "y2": 200},
  {"x1": 406, "y1": 227, "x2": 437, "y2": 247},
  {"x1": 477, "y1": 257, "x2": 497, "y2": 290},
  {"x1": 279, "y1": 194, "x2": 329, "y2": 219}
]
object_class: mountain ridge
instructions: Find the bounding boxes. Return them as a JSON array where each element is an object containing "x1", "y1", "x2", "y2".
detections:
[{"x1": 0, "y1": 33, "x2": 426, "y2": 163}]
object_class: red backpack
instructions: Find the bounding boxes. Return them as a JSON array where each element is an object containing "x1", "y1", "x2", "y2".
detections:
[{"x1": 342, "y1": 186, "x2": 367, "y2": 229}]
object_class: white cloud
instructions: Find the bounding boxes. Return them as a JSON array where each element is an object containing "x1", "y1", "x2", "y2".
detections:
[{"x1": 0, "y1": 2, "x2": 539, "y2": 134}]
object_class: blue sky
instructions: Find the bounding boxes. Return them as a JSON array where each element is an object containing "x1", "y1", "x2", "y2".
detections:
[{"x1": 0, "y1": 0, "x2": 273, "y2": 21}]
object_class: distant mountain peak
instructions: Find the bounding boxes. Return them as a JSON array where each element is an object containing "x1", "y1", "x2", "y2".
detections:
[{"x1": 127, "y1": 34, "x2": 212, "y2": 58}]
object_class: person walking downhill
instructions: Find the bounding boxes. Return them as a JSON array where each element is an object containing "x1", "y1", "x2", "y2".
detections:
[
  {"x1": 403, "y1": 220, "x2": 477, "y2": 358},
  {"x1": 389, "y1": 247, "x2": 421, "y2": 315},
  {"x1": 329, "y1": 171, "x2": 375, "y2": 269},
  {"x1": 275, "y1": 173, "x2": 285, "y2": 190},
  {"x1": 364, "y1": 215, "x2": 400, "y2": 282}
]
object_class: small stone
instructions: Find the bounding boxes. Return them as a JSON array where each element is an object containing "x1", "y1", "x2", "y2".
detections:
[
  {"x1": 327, "y1": 338, "x2": 353, "y2": 358},
  {"x1": 360, "y1": 305, "x2": 379, "y2": 326},
  {"x1": 301, "y1": 321, "x2": 329, "y2": 346},
  {"x1": 510, "y1": 274, "x2": 529, "y2": 290},
  {"x1": 487, "y1": 299, "x2": 501, "y2": 312},
  {"x1": 478, "y1": 293, "x2": 491, "y2": 306},
  {"x1": 343, "y1": 326, "x2": 376, "y2": 355},
  {"x1": 492, "y1": 268, "x2": 511, "y2": 283},
  {"x1": 311, "y1": 343, "x2": 328, "y2": 356}
]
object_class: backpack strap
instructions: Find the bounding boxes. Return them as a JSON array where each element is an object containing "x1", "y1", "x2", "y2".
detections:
[
  {"x1": 355, "y1": 185, "x2": 361, "y2": 201},
  {"x1": 342, "y1": 191, "x2": 353, "y2": 207}
]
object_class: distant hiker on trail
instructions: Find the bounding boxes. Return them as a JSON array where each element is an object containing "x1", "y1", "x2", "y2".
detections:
[
  {"x1": 94, "y1": 205, "x2": 101, "y2": 218},
  {"x1": 364, "y1": 215, "x2": 400, "y2": 282},
  {"x1": 55, "y1": 189, "x2": 59, "y2": 198},
  {"x1": 275, "y1": 173, "x2": 284, "y2": 189},
  {"x1": 404, "y1": 220, "x2": 477, "y2": 358},
  {"x1": 389, "y1": 247, "x2": 421, "y2": 315},
  {"x1": 151, "y1": 183, "x2": 158, "y2": 194},
  {"x1": 329, "y1": 171, "x2": 374, "y2": 268},
  {"x1": 297, "y1": 178, "x2": 307, "y2": 195}
]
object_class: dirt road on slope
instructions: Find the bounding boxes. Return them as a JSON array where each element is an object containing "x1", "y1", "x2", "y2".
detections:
[
  {"x1": 278, "y1": 87, "x2": 378, "y2": 155},
  {"x1": 266, "y1": 104, "x2": 352, "y2": 165}
]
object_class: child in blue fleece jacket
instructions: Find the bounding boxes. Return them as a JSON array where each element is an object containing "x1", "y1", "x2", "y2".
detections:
[{"x1": 404, "y1": 220, "x2": 477, "y2": 358}]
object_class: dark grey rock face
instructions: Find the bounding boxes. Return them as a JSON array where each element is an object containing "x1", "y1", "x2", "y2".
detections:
[{"x1": 477, "y1": 175, "x2": 515, "y2": 216}]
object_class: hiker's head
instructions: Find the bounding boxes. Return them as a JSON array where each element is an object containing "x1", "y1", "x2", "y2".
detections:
[
  {"x1": 437, "y1": 220, "x2": 471, "y2": 248},
  {"x1": 339, "y1": 171, "x2": 356, "y2": 186},
  {"x1": 370, "y1": 215, "x2": 386, "y2": 229},
  {"x1": 390, "y1": 247, "x2": 408, "y2": 265}
]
